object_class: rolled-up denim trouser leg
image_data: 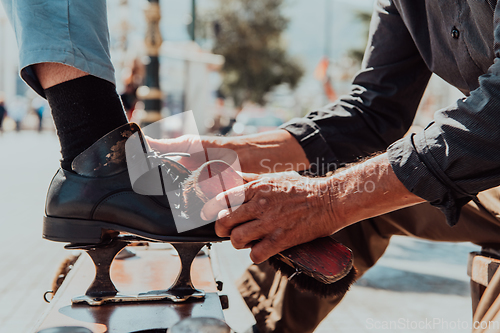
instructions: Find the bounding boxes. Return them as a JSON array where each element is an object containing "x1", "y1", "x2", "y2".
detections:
[{"x1": 1, "y1": 0, "x2": 115, "y2": 97}]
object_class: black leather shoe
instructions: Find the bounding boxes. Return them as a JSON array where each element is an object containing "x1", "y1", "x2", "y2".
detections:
[{"x1": 43, "y1": 123, "x2": 225, "y2": 244}]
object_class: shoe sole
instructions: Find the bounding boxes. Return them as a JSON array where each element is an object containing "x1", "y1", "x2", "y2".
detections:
[{"x1": 43, "y1": 216, "x2": 227, "y2": 244}]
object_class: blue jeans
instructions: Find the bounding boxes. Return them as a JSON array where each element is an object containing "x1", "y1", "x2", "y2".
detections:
[{"x1": 1, "y1": 0, "x2": 115, "y2": 97}]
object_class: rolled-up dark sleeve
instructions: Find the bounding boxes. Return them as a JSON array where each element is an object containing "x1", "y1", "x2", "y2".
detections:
[
  {"x1": 386, "y1": 0, "x2": 500, "y2": 226},
  {"x1": 389, "y1": 59, "x2": 500, "y2": 225},
  {"x1": 281, "y1": 117, "x2": 339, "y2": 174}
]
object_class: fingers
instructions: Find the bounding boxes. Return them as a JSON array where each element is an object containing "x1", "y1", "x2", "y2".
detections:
[
  {"x1": 249, "y1": 231, "x2": 288, "y2": 264},
  {"x1": 214, "y1": 198, "x2": 266, "y2": 238},
  {"x1": 198, "y1": 174, "x2": 301, "y2": 263},
  {"x1": 223, "y1": 218, "x2": 291, "y2": 264},
  {"x1": 216, "y1": 210, "x2": 290, "y2": 263},
  {"x1": 215, "y1": 194, "x2": 271, "y2": 236},
  {"x1": 201, "y1": 182, "x2": 254, "y2": 221},
  {"x1": 240, "y1": 172, "x2": 259, "y2": 182},
  {"x1": 146, "y1": 136, "x2": 185, "y2": 152},
  {"x1": 145, "y1": 137, "x2": 163, "y2": 151},
  {"x1": 228, "y1": 219, "x2": 265, "y2": 249},
  {"x1": 146, "y1": 135, "x2": 203, "y2": 154},
  {"x1": 223, "y1": 214, "x2": 295, "y2": 264}
]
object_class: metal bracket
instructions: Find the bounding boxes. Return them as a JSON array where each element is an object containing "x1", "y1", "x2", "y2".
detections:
[{"x1": 68, "y1": 237, "x2": 209, "y2": 306}]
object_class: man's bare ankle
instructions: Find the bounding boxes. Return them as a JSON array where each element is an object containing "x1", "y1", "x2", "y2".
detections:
[{"x1": 33, "y1": 62, "x2": 88, "y2": 89}]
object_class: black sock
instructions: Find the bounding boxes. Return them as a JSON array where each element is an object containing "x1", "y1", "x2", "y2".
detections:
[{"x1": 45, "y1": 75, "x2": 128, "y2": 170}]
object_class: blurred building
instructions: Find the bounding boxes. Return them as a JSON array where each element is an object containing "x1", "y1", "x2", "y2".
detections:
[{"x1": 0, "y1": 6, "x2": 21, "y2": 104}]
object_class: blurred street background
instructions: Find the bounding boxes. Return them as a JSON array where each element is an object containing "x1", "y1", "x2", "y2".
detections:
[
  {"x1": 0, "y1": 0, "x2": 481, "y2": 332},
  {"x1": 0, "y1": 0, "x2": 463, "y2": 135}
]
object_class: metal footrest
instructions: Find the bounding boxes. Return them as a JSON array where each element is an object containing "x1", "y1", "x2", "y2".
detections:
[
  {"x1": 72, "y1": 289, "x2": 205, "y2": 306},
  {"x1": 67, "y1": 236, "x2": 209, "y2": 306}
]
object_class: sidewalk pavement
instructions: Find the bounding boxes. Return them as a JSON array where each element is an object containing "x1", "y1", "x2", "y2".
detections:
[
  {"x1": 0, "y1": 132, "x2": 68, "y2": 333},
  {"x1": 0, "y1": 131, "x2": 480, "y2": 333}
]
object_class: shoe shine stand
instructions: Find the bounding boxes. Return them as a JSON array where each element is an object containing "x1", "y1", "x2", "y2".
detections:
[
  {"x1": 34, "y1": 128, "x2": 232, "y2": 331},
  {"x1": 34, "y1": 236, "x2": 229, "y2": 333}
]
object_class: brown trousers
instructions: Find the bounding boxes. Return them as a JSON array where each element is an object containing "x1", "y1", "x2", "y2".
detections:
[{"x1": 237, "y1": 187, "x2": 500, "y2": 333}]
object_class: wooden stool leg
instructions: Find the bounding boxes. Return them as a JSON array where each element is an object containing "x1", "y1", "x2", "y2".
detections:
[
  {"x1": 471, "y1": 280, "x2": 487, "y2": 317},
  {"x1": 469, "y1": 251, "x2": 500, "y2": 324}
]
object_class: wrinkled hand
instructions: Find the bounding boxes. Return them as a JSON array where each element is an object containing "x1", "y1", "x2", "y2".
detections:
[
  {"x1": 199, "y1": 153, "x2": 424, "y2": 264},
  {"x1": 201, "y1": 172, "x2": 338, "y2": 264},
  {"x1": 147, "y1": 135, "x2": 238, "y2": 172}
]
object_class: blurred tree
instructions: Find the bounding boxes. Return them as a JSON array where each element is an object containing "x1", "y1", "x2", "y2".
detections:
[
  {"x1": 348, "y1": 11, "x2": 372, "y2": 63},
  {"x1": 200, "y1": 0, "x2": 304, "y2": 108}
]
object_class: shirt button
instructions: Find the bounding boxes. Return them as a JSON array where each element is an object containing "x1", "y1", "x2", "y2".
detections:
[{"x1": 451, "y1": 27, "x2": 460, "y2": 39}]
